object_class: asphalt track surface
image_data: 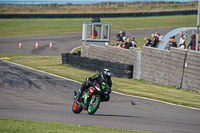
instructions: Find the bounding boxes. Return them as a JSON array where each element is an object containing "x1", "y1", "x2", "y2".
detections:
[
  {"x1": 0, "y1": 27, "x2": 175, "y2": 56},
  {"x1": 0, "y1": 59, "x2": 200, "y2": 133},
  {"x1": 0, "y1": 28, "x2": 200, "y2": 133}
]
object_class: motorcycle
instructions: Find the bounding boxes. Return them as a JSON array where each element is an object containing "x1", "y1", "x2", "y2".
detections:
[{"x1": 72, "y1": 79, "x2": 110, "y2": 115}]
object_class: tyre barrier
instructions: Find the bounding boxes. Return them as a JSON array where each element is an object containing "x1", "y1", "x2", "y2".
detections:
[
  {"x1": 0, "y1": 9, "x2": 197, "y2": 18},
  {"x1": 61, "y1": 52, "x2": 133, "y2": 79}
]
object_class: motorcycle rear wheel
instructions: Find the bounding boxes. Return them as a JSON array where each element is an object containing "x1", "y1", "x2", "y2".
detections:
[
  {"x1": 72, "y1": 101, "x2": 82, "y2": 114},
  {"x1": 88, "y1": 94, "x2": 101, "y2": 115}
]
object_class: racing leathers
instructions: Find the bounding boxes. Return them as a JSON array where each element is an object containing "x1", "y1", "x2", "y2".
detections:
[{"x1": 77, "y1": 74, "x2": 112, "y2": 103}]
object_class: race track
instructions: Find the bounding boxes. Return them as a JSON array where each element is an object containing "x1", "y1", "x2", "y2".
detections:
[
  {"x1": 0, "y1": 27, "x2": 175, "y2": 56},
  {"x1": 0, "y1": 28, "x2": 200, "y2": 133},
  {"x1": 0, "y1": 59, "x2": 200, "y2": 133}
]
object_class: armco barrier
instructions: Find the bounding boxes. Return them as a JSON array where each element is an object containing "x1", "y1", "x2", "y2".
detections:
[
  {"x1": 61, "y1": 52, "x2": 133, "y2": 79},
  {"x1": 0, "y1": 9, "x2": 197, "y2": 18}
]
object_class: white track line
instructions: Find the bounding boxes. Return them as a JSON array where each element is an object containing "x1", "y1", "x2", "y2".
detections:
[
  {"x1": 70, "y1": 46, "x2": 82, "y2": 53},
  {"x1": 1, "y1": 59, "x2": 200, "y2": 111}
]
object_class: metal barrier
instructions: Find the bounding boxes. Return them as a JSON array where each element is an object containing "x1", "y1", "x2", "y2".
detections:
[{"x1": 0, "y1": 9, "x2": 197, "y2": 18}]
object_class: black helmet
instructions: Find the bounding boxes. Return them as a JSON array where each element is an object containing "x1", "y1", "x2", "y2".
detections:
[{"x1": 101, "y1": 68, "x2": 111, "y2": 81}]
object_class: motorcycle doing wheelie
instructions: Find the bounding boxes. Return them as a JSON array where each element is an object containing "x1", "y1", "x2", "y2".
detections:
[{"x1": 72, "y1": 79, "x2": 110, "y2": 115}]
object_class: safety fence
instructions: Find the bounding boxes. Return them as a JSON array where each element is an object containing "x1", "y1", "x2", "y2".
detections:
[
  {"x1": 0, "y1": 9, "x2": 197, "y2": 18},
  {"x1": 61, "y1": 52, "x2": 133, "y2": 79}
]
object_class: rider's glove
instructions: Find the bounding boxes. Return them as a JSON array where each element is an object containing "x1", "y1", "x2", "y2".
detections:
[{"x1": 86, "y1": 77, "x2": 92, "y2": 86}]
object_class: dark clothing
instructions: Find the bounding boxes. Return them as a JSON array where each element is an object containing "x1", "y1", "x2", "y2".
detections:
[
  {"x1": 116, "y1": 33, "x2": 123, "y2": 42},
  {"x1": 145, "y1": 39, "x2": 152, "y2": 46},
  {"x1": 78, "y1": 74, "x2": 112, "y2": 100},
  {"x1": 131, "y1": 40, "x2": 137, "y2": 47},
  {"x1": 187, "y1": 34, "x2": 196, "y2": 50},
  {"x1": 151, "y1": 36, "x2": 159, "y2": 47},
  {"x1": 122, "y1": 30, "x2": 126, "y2": 37},
  {"x1": 169, "y1": 38, "x2": 177, "y2": 47},
  {"x1": 122, "y1": 41, "x2": 131, "y2": 49}
]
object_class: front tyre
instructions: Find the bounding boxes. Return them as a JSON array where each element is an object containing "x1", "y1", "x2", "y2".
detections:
[
  {"x1": 88, "y1": 94, "x2": 101, "y2": 115},
  {"x1": 72, "y1": 101, "x2": 82, "y2": 114}
]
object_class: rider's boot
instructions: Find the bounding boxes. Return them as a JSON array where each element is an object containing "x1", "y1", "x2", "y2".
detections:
[
  {"x1": 77, "y1": 83, "x2": 86, "y2": 104},
  {"x1": 77, "y1": 91, "x2": 82, "y2": 104}
]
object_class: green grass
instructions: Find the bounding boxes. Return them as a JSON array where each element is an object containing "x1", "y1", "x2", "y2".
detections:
[
  {"x1": 0, "y1": 118, "x2": 151, "y2": 133},
  {"x1": 0, "y1": 15, "x2": 197, "y2": 37},
  {"x1": 0, "y1": 53, "x2": 200, "y2": 109}
]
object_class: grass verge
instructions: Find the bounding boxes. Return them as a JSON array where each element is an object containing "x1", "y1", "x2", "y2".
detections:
[
  {"x1": 0, "y1": 15, "x2": 197, "y2": 37},
  {"x1": 0, "y1": 118, "x2": 151, "y2": 133},
  {"x1": 0, "y1": 53, "x2": 199, "y2": 109}
]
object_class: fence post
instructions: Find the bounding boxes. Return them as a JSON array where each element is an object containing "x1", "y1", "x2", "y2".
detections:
[
  {"x1": 149, "y1": 0, "x2": 151, "y2": 7},
  {"x1": 99, "y1": 2, "x2": 101, "y2": 8},
  {"x1": 57, "y1": 2, "x2": 59, "y2": 8},
  {"x1": 82, "y1": 2, "x2": 84, "y2": 8},
  {"x1": 166, "y1": 0, "x2": 168, "y2": 6},
  {"x1": 140, "y1": 0, "x2": 143, "y2": 7},
  {"x1": 124, "y1": 1, "x2": 126, "y2": 8},
  {"x1": 40, "y1": 2, "x2": 42, "y2": 8},
  {"x1": 136, "y1": 50, "x2": 141, "y2": 80},
  {"x1": 157, "y1": 0, "x2": 159, "y2": 6},
  {"x1": 107, "y1": 2, "x2": 109, "y2": 8}
]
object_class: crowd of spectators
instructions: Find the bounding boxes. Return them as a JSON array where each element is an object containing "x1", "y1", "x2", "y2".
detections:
[
  {"x1": 115, "y1": 28, "x2": 137, "y2": 49},
  {"x1": 115, "y1": 28, "x2": 199, "y2": 51},
  {"x1": 168, "y1": 31, "x2": 200, "y2": 51},
  {"x1": 143, "y1": 32, "x2": 161, "y2": 48}
]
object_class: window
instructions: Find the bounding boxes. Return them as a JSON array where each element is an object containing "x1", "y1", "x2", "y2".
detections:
[
  {"x1": 84, "y1": 23, "x2": 110, "y2": 40},
  {"x1": 103, "y1": 25, "x2": 109, "y2": 39}
]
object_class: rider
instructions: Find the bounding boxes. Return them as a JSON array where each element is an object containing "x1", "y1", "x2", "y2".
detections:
[{"x1": 77, "y1": 68, "x2": 112, "y2": 104}]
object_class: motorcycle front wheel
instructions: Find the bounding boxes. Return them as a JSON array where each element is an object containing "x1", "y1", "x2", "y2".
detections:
[
  {"x1": 72, "y1": 101, "x2": 82, "y2": 114},
  {"x1": 88, "y1": 94, "x2": 101, "y2": 115}
]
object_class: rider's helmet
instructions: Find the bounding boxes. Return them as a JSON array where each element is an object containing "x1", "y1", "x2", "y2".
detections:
[{"x1": 101, "y1": 68, "x2": 111, "y2": 82}]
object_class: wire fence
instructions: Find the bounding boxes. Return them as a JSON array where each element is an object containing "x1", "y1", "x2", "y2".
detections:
[{"x1": 0, "y1": 0, "x2": 198, "y2": 13}]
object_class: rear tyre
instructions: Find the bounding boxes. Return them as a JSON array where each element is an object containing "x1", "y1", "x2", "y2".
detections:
[
  {"x1": 72, "y1": 101, "x2": 82, "y2": 114},
  {"x1": 88, "y1": 94, "x2": 101, "y2": 115}
]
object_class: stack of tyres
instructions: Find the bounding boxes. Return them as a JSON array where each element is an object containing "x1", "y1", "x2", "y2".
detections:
[
  {"x1": 82, "y1": 57, "x2": 90, "y2": 70},
  {"x1": 61, "y1": 53, "x2": 133, "y2": 79},
  {"x1": 89, "y1": 59, "x2": 98, "y2": 72},
  {"x1": 112, "y1": 62, "x2": 133, "y2": 79},
  {"x1": 61, "y1": 53, "x2": 69, "y2": 65}
]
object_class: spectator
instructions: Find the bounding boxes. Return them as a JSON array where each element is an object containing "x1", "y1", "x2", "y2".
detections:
[
  {"x1": 187, "y1": 34, "x2": 197, "y2": 51},
  {"x1": 130, "y1": 36, "x2": 137, "y2": 47},
  {"x1": 169, "y1": 36, "x2": 177, "y2": 48},
  {"x1": 122, "y1": 36, "x2": 126, "y2": 44},
  {"x1": 116, "y1": 31, "x2": 123, "y2": 42},
  {"x1": 155, "y1": 32, "x2": 163, "y2": 41},
  {"x1": 115, "y1": 40, "x2": 120, "y2": 47},
  {"x1": 122, "y1": 38, "x2": 131, "y2": 49},
  {"x1": 150, "y1": 33, "x2": 159, "y2": 47},
  {"x1": 177, "y1": 31, "x2": 186, "y2": 49},
  {"x1": 144, "y1": 37, "x2": 152, "y2": 46},
  {"x1": 122, "y1": 28, "x2": 126, "y2": 37},
  {"x1": 89, "y1": 27, "x2": 98, "y2": 39}
]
